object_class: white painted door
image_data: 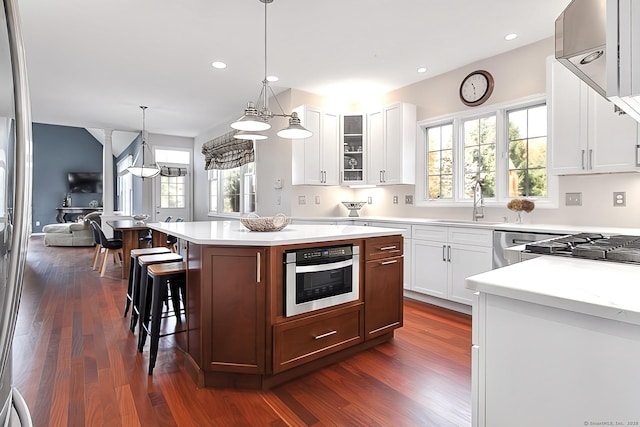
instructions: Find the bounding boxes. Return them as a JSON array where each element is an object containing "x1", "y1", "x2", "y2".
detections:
[
  {"x1": 411, "y1": 239, "x2": 448, "y2": 298},
  {"x1": 449, "y1": 244, "x2": 492, "y2": 305},
  {"x1": 153, "y1": 148, "x2": 191, "y2": 222}
]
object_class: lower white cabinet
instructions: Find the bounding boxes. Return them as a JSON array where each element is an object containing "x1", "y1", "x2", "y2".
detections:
[{"x1": 412, "y1": 226, "x2": 492, "y2": 305}]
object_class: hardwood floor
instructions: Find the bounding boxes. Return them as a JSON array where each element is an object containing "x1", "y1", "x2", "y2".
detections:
[{"x1": 13, "y1": 236, "x2": 472, "y2": 426}]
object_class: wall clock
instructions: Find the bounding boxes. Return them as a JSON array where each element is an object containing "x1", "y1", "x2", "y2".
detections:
[{"x1": 459, "y1": 70, "x2": 494, "y2": 107}]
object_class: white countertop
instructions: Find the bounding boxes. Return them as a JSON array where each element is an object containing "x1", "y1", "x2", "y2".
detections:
[
  {"x1": 148, "y1": 220, "x2": 403, "y2": 246},
  {"x1": 293, "y1": 216, "x2": 640, "y2": 236},
  {"x1": 466, "y1": 256, "x2": 640, "y2": 326}
]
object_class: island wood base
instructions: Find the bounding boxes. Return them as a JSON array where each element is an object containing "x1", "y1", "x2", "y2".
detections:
[
  {"x1": 181, "y1": 234, "x2": 404, "y2": 390},
  {"x1": 184, "y1": 332, "x2": 394, "y2": 390}
]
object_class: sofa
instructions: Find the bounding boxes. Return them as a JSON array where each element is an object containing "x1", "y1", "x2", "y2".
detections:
[{"x1": 43, "y1": 211, "x2": 102, "y2": 247}]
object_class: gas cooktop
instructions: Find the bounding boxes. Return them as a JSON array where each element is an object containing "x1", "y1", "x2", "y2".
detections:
[{"x1": 525, "y1": 233, "x2": 640, "y2": 263}]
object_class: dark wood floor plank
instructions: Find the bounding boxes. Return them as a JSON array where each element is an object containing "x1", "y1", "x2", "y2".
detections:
[{"x1": 13, "y1": 236, "x2": 472, "y2": 426}]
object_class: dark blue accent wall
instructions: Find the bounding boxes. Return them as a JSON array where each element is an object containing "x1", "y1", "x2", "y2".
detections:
[{"x1": 32, "y1": 123, "x2": 115, "y2": 231}]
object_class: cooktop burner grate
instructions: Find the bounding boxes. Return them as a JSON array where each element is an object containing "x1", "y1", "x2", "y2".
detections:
[{"x1": 525, "y1": 234, "x2": 640, "y2": 263}]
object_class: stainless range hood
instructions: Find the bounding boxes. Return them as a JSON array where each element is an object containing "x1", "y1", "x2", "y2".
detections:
[{"x1": 556, "y1": 0, "x2": 640, "y2": 123}]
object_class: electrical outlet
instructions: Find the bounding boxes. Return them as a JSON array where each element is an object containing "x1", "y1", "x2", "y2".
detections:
[
  {"x1": 393, "y1": 196, "x2": 398, "y2": 204},
  {"x1": 613, "y1": 191, "x2": 626, "y2": 207},
  {"x1": 298, "y1": 195, "x2": 306, "y2": 205},
  {"x1": 315, "y1": 196, "x2": 320, "y2": 204},
  {"x1": 35, "y1": 220, "x2": 40, "y2": 226},
  {"x1": 405, "y1": 195, "x2": 413, "y2": 205},
  {"x1": 565, "y1": 192, "x2": 582, "y2": 206}
]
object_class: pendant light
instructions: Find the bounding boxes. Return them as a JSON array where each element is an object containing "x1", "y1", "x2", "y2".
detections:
[
  {"x1": 230, "y1": 0, "x2": 312, "y2": 140},
  {"x1": 127, "y1": 106, "x2": 160, "y2": 179}
]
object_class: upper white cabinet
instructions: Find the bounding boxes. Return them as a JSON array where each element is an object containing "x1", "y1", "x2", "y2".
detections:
[
  {"x1": 291, "y1": 105, "x2": 340, "y2": 185},
  {"x1": 548, "y1": 57, "x2": 640, "y2": 175},
  {"x1": 366, "y1": 103, "x2": 417, "y2": 185}
]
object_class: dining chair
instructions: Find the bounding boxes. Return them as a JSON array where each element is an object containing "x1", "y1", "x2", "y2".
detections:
[{"x1": 90, "y1": 220, "x2": 124, "y2": 277}]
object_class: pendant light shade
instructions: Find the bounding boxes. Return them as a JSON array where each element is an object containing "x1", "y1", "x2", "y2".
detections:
[
  {"x1": 231, "y1": 0, "x2": 312, "y2": 141},
  {"x1": 276, "y1": 112, "x2": 313, "y2": 139},
  {"x1": 127, "y1": 106, "x2": 160, "y2": 179},
  {"x1": 234, "y1": 130, "x2": 268, "y2": 140}
]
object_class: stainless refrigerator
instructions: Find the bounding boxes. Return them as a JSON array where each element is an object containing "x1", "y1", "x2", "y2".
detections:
[{"x1": 0, "y1": 0, "x2": 33, "y2": 425}]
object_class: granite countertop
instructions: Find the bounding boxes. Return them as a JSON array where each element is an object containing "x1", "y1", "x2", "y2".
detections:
[
  {"x1": 466, "y1": 255, "x2": 640, "y2": 326},
  {"x1": 148, "y1": 220, "x2": 403, "y2": 246}
]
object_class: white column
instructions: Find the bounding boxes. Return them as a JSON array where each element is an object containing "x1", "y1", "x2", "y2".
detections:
[{"x1": 102, "y1": 129, "x2": 115, "y2": 235}]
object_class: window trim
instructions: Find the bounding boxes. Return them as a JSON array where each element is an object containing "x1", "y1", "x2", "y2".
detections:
[{"x1": 416, "y1": 94, "x2": 558, "y2": 209}]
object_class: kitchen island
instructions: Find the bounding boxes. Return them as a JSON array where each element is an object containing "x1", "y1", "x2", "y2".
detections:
[
  {"x1": 148, "y1": 220, "x2": 404, "y2": 389},
  {"x1": 466, "y1": 256, "x2": 640, "y2": 427}
]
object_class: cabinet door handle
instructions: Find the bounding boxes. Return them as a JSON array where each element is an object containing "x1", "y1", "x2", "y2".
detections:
[
  {"x1": 380, "y1": 259, "x2": 398, "y2": 265},
  {"x1": 379, "y1": 246, "x2": 397, "y2": 251},
  {"x1": 314, "y1": 330, "x2": 337, "y2": 340},
  {"x1": 447, "y1": 245, "x2": 451, "y2": 262},
  {"x1": 442, "y1": 245, "x2": 447, "y2": 262},
  {"x1": 588, "y1": 149, "x2": 593, "y2": 170},
  {"x1": 256, "y1": 252, "x2": 261, "y2": 283},
  {"x1": 383, "y1": 170, "x2": 386, "y2": 183},
  {"x1": 581, "y1": 149, "x2": 586, "y2": 170},
  {"x1": 379, "y1": 170, "x2": 383, "y2": 183}
]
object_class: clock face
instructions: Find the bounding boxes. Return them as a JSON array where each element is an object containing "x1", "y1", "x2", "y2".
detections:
[{"x1": 460, "y1": 70, "x2": 494, "y2": 106}]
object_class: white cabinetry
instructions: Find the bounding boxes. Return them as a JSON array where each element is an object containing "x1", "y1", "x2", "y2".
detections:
[
  {"x1": 367, "y1": 103, "x2": 416, "y2": 185},
  {"x1": 342, "y1": 114, "x2": 366, "y2": 184},
  {"x1": 412, "y1": 226, "x2": 492, "y2": 305},
  {"x1": 472, "y1": 292, "x2": 640, "y2": 427},
  {"x1": 291, "y1": 105, "x2": 340, "y2": 185},
  {"x1": 548, "y1": 57, "x2": 639, "y2": 175}
]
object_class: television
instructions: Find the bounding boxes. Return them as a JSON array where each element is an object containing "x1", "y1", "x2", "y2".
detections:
[{"x1": 67, "y1": 172, "x2": 103, "y2": 193}]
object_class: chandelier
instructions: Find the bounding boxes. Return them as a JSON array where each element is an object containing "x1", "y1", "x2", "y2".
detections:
[
  {"x1": 230, "y1": 0, "x2": 312, "y2": 140},
  {"x1": 127, "y1": 106, "x2": 160, "y2": 179}
]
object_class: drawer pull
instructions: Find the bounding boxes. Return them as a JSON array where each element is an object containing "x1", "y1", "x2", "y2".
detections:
[
  {"x1": 256, "y1": 252, "x2": 261, "y2": 283},
  {"x1": 314, "y1": 330, "x2": 337, "y2": 340},
  {"x1": 379, "y1": 246, "x2": 397, "y2": 251},
  {"x1": 380, "y1": 260, "x2": 398, "y2": 265}
]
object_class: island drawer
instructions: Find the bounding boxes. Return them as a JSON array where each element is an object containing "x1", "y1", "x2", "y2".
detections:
[
  {"x1": 273, "y1": 304, "x2": 364, "y2": 373},
  {"x1": 364, "y1": 235, "x2": 403, "y2": 261}
]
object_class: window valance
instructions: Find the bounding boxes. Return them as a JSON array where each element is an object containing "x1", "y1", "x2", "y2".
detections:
[
  {"x1": 202, "y1": 131, "x2": 255, "y2": 170},
  {"x1": 160, "y1": 166, "x2": 188, "y2": 177}
]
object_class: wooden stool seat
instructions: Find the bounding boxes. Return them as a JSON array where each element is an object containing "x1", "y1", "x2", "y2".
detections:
[
  {"x1": 142, "y1": 261, "x2": 187, "y2": 375},
  {"x1": 124, "y1": 247, "x2": 171, "y2": 320}
]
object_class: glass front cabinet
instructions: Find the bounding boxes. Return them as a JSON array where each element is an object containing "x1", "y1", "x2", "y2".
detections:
[{"x1": 341, "y1": 114, "x2": 366, "y2": 184}]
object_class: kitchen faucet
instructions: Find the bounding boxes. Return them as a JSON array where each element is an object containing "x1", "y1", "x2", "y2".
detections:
[{"x1": 472, "y1": 178, "x2": 484, "y2": 221}]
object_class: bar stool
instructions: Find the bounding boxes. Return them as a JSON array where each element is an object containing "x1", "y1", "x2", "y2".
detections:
[
  {"x1": 124, "y1": 247, "x2": 171, "y2": 321},
  {"x1": 142, "y1": 261, "x2": 187, "y2": 375},
  {"x1": 135, "y1": 252, "x2": 183, "y2": 342}
]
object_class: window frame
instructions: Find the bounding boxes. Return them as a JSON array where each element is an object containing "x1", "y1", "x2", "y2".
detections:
[{"x1": 416, "y1": 94, "x2": 558, "y2": 208}]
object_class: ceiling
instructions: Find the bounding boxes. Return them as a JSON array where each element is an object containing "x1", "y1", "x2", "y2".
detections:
[{"x1": 17, "y1": 0, "x2": 570, "y2": 155}]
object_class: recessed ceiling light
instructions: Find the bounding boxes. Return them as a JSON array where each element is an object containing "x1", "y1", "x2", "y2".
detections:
[
  {"x1": 211, "y1": 61, "x2": 227, "y2": 69},
  {"x1": 266, "y1": 75, "x2": 279, "y2": 82},
  {"x1": 504, "y1": 33, "x2": 518, "y2": 41},
  {"x1": 417, "y1": 67, "x2": 428, "y2": 74}
]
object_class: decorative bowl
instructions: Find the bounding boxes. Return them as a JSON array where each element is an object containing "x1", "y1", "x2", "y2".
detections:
[
  {"x1": 240, "y1": 213, "x2": 290, "y2": 232},
  {"x1": 132, "y1": 214, "x2": 150, "y2": 222},
  {"x1": 341, "y1": 201, "x2": 366, "y2": 217}
]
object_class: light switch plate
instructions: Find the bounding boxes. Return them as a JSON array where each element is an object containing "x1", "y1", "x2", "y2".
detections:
[
  {"x1": 405, "y1": 195, "x2": 413, "y2": 205},
  {"x1": 298, "y1": 195, "x2": 306, "y2": 205},
  {"x1": 565, "y1": 192, "x2": 582, "y2": 206},
  {"x1": 393, "y1": 196, "x2": 398, "y2": 204}
]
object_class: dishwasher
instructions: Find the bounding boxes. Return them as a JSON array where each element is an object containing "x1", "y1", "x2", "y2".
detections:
[{"x1": 492, "y1": 230, "x2": 565, "y2": 269}]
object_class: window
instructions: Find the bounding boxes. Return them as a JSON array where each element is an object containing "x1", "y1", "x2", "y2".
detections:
[
  {"x1": 507, "y1": 104, "x2": 547, "y2": 197},
  {"x1": 159, "y1": 175, "x2": 186, "y2": 208},
  {"x1": 426, "y1": 123, "x2": 453, "y2": 199},
  {"x1": 208, "y1": 162, "x2": 255, "y2": 215},
  {"x1": 462, "y1": 115, "x2": 496, "y2": 199},
  {"x1": 418, "y1": 97, "x2": 555, "y2": 207},
  {"x1": 116, "y1": 155, "x2": 133, "y2": 215}
]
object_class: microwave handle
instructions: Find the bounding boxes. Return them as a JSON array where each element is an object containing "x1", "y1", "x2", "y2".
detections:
[{"x1": 295, "y1": 258, "x2": 353, "y2": 273}]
